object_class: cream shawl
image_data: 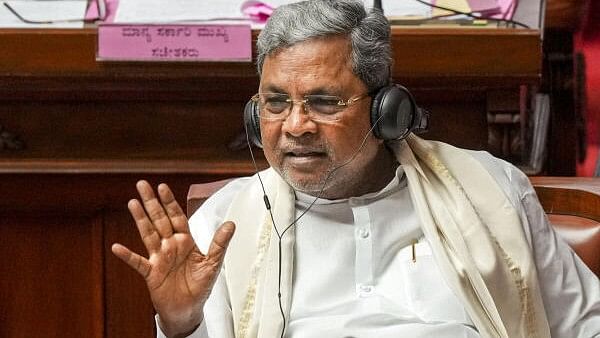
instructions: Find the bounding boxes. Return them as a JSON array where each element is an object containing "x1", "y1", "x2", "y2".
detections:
[{"x1": 221, "y1": 135, "x2": 550, "y2": 338}]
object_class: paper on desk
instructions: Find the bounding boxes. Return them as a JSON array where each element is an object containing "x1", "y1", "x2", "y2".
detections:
[
  {"x1": 252, "y1": 1, "x2": 434, "y2": 22},
  {"x1": 115, "y1": 0, "x2": 251, "y2": 22},
  {"x1": 378, "y1": 0, "x2": 432, "y2": 18},
  {"x1": 0, "y1": 0, "x2": 87, "y2": 28},
  {"x1": 467, "y1": 0, "x2": 501, "y2": 14},
  {"x1": 114, "y1": 0, "x2": 433, "y2": 23},
  {"x1": 511, "y1": 0, "x2": 542, "y2": 29},
  {"x1": 261, "y1": 0, "x2": 433, "y2": 15},
  {"x1": 431, "y1": 0, "x2": 471, "y2": 16},
  {"x1": 245, "y1": 0, "x2": 433, "y2": 19}
]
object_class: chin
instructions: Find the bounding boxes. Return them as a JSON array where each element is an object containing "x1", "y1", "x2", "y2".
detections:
[
  {"x1": 280, "y1": 169, "x2": 327, "y2": 194},
  {"x1": 290, "y1": 182, "x2": 323, "y2": 195}
]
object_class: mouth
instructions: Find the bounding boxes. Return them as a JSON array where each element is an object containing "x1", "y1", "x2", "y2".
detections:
[
  {"x1": 286, "y1": 150, "x2": 325, "y2": 157},
  {"x1": 284, "y1": 147, "x2": 327, "y2": 157},
  {"x1": 282, "y1": 149, "x2": 327, "y2": 167}
]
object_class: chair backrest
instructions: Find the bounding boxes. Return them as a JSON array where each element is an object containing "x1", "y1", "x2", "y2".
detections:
[
  {"x1": 188, "y1": 177, "x2": 600, "y2": 276},
  {"x1": 529, "y1": 177, "x2": 600, "y2": 276},
  {"x1": 187, "y1": 178, "x2": 234, "y2": 218}
]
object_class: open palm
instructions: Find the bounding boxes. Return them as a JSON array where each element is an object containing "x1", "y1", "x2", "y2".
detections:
[{"x1": 112, "y1": 180, "x2": 235, "y2": 336}]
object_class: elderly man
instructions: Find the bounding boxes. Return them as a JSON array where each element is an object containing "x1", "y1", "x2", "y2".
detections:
[{"x1": 112, "y1": 1, "x2": 600, "y2": 337}]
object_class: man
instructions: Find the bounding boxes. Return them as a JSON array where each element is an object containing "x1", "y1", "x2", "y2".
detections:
[{"x1": 112, "y1": 1, "x2": 600, "y2": 337}]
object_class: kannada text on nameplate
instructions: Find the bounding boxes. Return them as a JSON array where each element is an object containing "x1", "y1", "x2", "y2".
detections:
[{"x1": 97, "y1": 24, "x2": 252, "y2": 62}]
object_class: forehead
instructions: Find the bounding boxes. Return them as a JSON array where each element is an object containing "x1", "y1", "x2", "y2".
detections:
[{"x1": 260, "y1": 36, "x2": 365, "y2": 94}]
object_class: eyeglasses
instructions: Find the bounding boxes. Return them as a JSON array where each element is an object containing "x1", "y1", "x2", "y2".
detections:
[
  {"x1": 251, "y1": 92, "x2": 369, "y2": 123},
  {"x1": 2, "y1": 1, "x2": 106, "y2": 25}
]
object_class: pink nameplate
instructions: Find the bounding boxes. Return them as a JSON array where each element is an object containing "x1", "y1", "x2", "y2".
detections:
[{"x1": 97, "y1": 24, "x2": 252, "y2": 62}]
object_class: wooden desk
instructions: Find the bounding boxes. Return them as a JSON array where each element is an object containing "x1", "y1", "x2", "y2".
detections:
[
  {"x1": 0, "y1": 27, "x2": 541, "y2": 168},
  {"x1": 0, "y1": 27, "x2": 542, "y2": 337}
]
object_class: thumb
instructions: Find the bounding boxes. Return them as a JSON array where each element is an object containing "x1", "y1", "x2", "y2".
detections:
[{"x1": 206, "y1": 221, "x2": 236, "y2": 263}]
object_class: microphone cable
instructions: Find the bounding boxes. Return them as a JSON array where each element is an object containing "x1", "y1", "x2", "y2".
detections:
[{"x1": 244, "y1": 106, "x2": 393, "y2": 338}]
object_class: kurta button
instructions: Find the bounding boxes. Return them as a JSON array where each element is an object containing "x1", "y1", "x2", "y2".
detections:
[
  {"x1": 358, "y1": 228, "x2": 370, "y2": 238},
  {"x1": 358, "y1": 284, "x2": 374, "y2": 296}
]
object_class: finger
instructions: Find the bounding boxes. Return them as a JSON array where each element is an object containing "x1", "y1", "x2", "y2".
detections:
[
  {"x1": 111, "y1": 243, "x2": 152, "y2": 279},
  {"x1": 157, "y1": 183, "x2": 190, "y2": 234},
  {"x1": 136, "y1": 180, "x2": 174, "y2": 238},
  {"x1": 207, "y1": 221, "x2": 236, "y2": 263},
  {"x1": 128, "y1": 199, "x2": 161, "y2": 254}
]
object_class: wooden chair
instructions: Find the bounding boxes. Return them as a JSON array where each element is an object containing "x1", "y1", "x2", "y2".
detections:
[
  {"x1": 187, "y1": 178, "x2": 235, "y2": 218},
  {"x1": 188, "y1": 177, "x2": 600, "y2": 276},
  {"x1": 529, "y1": 177, "x2": 600, "y2": 276}
]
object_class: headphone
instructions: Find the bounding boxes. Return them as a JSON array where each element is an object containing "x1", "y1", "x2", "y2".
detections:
[{"x1": 243, "y1": 84, "x2": 429, "y2": 148}]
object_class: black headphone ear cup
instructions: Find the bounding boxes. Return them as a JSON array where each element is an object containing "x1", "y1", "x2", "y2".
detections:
[
  {"x1": 370, "y1": 84, "x2": 418, "y2": 140},
  {"x1": 370, "y1": 87, "x2": 388, "y2": 139},
  {"x1": 244, "y1": 100, "x2": 263, "y2": 148}
]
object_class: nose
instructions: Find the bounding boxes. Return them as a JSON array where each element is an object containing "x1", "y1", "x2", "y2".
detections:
[{"x1": 281, "y1": 100, "x2": 317, "y2": 137}]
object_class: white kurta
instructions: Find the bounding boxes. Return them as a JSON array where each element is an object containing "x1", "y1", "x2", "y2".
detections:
[{"x1": 157, "y1": 151, "x2": 600, "y2": 338}]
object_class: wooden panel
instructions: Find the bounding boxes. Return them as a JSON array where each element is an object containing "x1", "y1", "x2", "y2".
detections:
[
  {"x1": 542, "y1": 30, "x2": 577, "y2": 176},
  {"x1": 0, "y1": 174, "x2": 239, "y2": 216},
  {"x1": 0, "y1": 89, "x2": 485, "y2": 173},
  {"x1": 0, "y1": 101, "x2": 249, "y2": 160},
  {"x1": 545, "y1": 0, "x2": 585, "y2": 31},
  {"x1": 0, "y1": 28, "x2": 541, "y2": 87},
  {"x1": 0, "y1": 212, "x2": 103, "y2": 338},
  {"x1": 104, "y1": 210, "x2": 155, "y2": 338},
  {"x1": 414, "y1": 89, "x2": 488, "y2": 150},
  {"x1": 391, "y1": 28, "x2": 541, "y2": 83},
  {"x1": 0, "y1": 29, "x2": 257, "y2": 77},
  {"x1": 0, "y1": 174, "x2": 241, "y2": 338},
  {"x1": 0, "y1": 26, "x2": 543, "y2": 172}
]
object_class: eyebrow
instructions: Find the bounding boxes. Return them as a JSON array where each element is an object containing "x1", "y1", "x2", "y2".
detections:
[
  {"x1": 262, "y1": 84, "x2": 286, "y2": 94},
  {"x1": 307, "y1": 87, "x2": 341, "y2": 96}
]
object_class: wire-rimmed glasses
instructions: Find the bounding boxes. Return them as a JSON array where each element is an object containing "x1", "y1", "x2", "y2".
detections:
[
  {"x1": 251, "y1": 92, "x2": 369, "y2": 123},
  {"x1": 2, "y1": 1, "x2": 106, "y2": 24}
]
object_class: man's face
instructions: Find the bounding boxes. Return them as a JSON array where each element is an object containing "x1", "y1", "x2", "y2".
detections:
[{"x1": 259, "y1": 36, "x2": 386, "y2": 199}]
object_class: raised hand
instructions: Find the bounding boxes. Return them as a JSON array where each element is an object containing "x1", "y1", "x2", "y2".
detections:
[{"x1": 111, "y1": 180, "x2": 235, "y2": 337}]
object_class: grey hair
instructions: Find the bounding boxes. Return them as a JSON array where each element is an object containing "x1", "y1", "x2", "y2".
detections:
[{"x1": 256, "y1": 0, "x2": 392, "y2": 92}]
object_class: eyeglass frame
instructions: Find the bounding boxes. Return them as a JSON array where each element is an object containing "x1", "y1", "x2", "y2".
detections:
[
  {"x1": 3, "y1": 1, "x2": 107, "y2": 25},
  {"x1": 250, "y1": 92, "x2": 370, "y2": 123}
]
